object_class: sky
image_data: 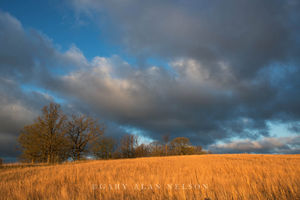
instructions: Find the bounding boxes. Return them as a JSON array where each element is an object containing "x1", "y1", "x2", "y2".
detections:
[{"x1": 0, "y1": 0, "x2": 300, "y2": 161}]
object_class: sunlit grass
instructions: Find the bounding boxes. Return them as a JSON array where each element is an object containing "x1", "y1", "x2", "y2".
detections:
[{"x1": 0, "y1": 154, "x2": 299, "y2": 199}]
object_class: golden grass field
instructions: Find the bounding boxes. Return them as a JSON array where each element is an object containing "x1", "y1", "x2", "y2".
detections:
[{"x1": 0, "y1": 154, "x2": 299, "y2": 200}]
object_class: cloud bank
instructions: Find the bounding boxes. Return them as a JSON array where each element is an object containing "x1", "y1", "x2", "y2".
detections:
[
  {"x1": 209, "y1": 135, "x2": 300, "y2": 154},
  {"x1": 1, "y1": 0, "x2": 300, "y2": 160}
]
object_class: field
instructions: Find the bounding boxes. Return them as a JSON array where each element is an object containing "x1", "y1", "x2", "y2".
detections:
[{"x1": 0, "y1": 154, "x2": 299, "y2": 200}]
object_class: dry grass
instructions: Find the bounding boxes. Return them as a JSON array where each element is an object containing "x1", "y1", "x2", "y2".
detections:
[{"x1": 0, "y1": 154, "x2": 299, "y2": 200}]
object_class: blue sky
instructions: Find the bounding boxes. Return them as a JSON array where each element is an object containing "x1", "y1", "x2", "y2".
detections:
[
  {"x1": 0, "y1": 0, "x2": 135, "y2": 63},
  {"x1": 0, "y1": 0, "x2": 300, "y2": 160}
]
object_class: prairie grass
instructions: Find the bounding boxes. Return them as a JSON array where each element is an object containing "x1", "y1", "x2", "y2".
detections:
[{"x1": 0, "y1": 154, "x2": 299, "y2": 200}]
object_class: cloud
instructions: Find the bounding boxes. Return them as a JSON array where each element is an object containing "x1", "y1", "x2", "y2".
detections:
[
  {"x1": 0, "y1": 10, "x2": 130, "y2": 161},
  {"x1": 209, "y1": 135, "x2": 300, "y2": 154},
  {"x1": 0, "y1": 11, "x2": 56, "y2": 82},
  {"x1": 69, "y1": 0, "x2": 300, "y2": 77},
  {"x1": 48, "y1": 54, "x2": 298, "y2": 146},
  {"x1": 61, "y1": 44, "x2": 89, "y2": 68},
  {"x1": 0, "y1": 78, "x2": 50, "y2": 160},
  {"x1": 63, "y1": 0, "x2": 300, "y2": 143},
  {"x1": 1, "y1": 0, "x2": 300, "y2": 160},
  {"x1": 0, "y1": 11, "x2": 88, "y2": 161}
]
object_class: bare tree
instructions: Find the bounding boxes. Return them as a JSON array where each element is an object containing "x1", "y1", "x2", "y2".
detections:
[
  {"x1": 162, "y1": 133, "x2": 170, "y2": 156},
  {"x1": 170, "y1": 137, "x2": 191, "y2": 155},
  {"x1": 19, "y1": 123, "x2": 45, "y2": 163},
  {"x1": 91, "y1": 136, "x2": 116, "y2": 159},
  {"x1": 135, "y1": 144, "x2": 150, "y2": 157},
  {"x1": 149, "y1": 141, "x2": 164, "y2": 156},
  {"x1": 120, "y1": 134, "x2": 138, "y2": 158},
  {"x1": 18, "y1": 103, "x2": 68, "y2": 163},
  {"x1": 195, "y1": 146, "x2": 204, "y2": 154},
  {"x1": 67, "y1": 115, "x2": 104, "y2": 161}
]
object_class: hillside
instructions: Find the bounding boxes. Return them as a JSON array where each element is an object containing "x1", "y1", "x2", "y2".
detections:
[{"x1": 0, "y1": 154, "x2": 299, "y2": 200}]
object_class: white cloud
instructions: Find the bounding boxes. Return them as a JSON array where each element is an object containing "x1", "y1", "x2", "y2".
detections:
[
  {"x1": 209, "y1": 135, "x2": 300, "y2": 154},
  {"x1": 62, "y1": 44, "x2": 89, "y2": 67}
]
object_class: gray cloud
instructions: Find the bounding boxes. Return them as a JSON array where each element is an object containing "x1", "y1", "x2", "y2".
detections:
[
  {"x1": 1, "y1": 0, "x2": 300, "y2": 160},
  {"x1": 64, "y1": 0, "x2": 300, "y2": 143},
  {"x1": 70, "y1": 0, "x2": 300, "y2": 77},
  {"x1": 209, "y1": 135, "x2": 300, "y2": 154},
  {"x1": 0, "y1": 77, "x2": 52, "y2": 161},
  {"x1": 0, "y1": 11, "x2": 56, "y2": 82},
  {"x1": 49, "y1": 55, "x2": 298, "y2": 146},
  {"x1": 0, "y1": 11, "x2": 86, "y2": 161},
  {"x1": 0, "y1": 11, "x2": 132, "y2": 161}
]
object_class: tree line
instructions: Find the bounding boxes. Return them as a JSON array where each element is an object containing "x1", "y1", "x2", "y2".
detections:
[{"x1": 18, "y1": 103, "x2": 208, "y2": 163}]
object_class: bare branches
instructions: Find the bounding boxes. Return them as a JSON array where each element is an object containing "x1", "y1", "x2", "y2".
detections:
[
  {"x1": 67, "y1": 115, "x2": 104, "y2": 161},
  {"x1": 18, "y1": 103, "x2": 105, "y2": 163},
  {"x1": 18, "y1": 103, "x2": 68, "y2": 163},
  {"x1": 18, "y1": 103, "x2": 207, "y2": 163}
]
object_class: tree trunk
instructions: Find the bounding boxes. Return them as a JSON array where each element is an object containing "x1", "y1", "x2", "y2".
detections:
[{"x1": 165, "y1": 144, "x2": 168, "y2": 156}]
